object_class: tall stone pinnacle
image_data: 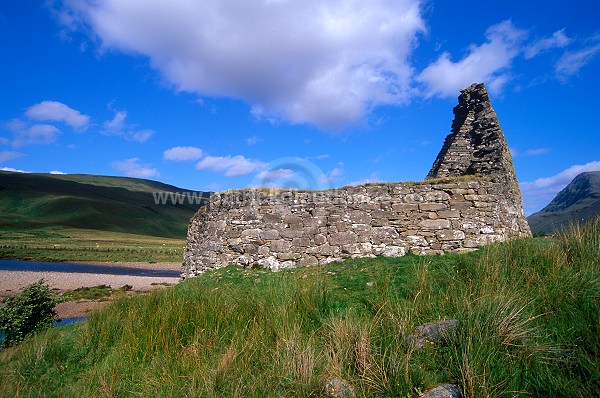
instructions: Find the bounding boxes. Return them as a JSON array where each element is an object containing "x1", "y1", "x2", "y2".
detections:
[
  {"x1": 426, "y1": 82, "x2": 517, "y2": 183},
  {"x1": 426, "y1": 82, "x2": 530, "y2": 234}
]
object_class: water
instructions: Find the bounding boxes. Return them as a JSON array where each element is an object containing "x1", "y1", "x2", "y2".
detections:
[
  {"x1": 0, "y1": 317, "x2": 87, "y2": 345},
  {"x1": 0, "y1": 259, "x2": 180, "y2": 278},
  {"x1": 54, "y1": 317, "x2": 87, "y2": 326}
]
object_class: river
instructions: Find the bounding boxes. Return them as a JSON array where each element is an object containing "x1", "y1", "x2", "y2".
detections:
[{"x1": 0, "y1": 259, "x2": 180, "y2": 278}]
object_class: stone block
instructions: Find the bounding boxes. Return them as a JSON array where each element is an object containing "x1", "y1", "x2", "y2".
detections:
[
  {"x1": 437, "y1": 210, "x2": 460, "y2": 219},
  {"x1": 392, "y1": 203, "x2": 419, "y2": 212},
  {"x1": 283, "y1": 214, "x2": 303, "y2": 225},
  {"x1": 314, "y1": 234, "x2": 327, "y2": 245},
  {"x1": 383, "y1": 245, "x2": 406, "y2": 257},
  {"x1": 260, "y1": 229, "x2": 280, "y2": 240},
  {"x1": 418, "y1": 219, "x2": 451, "y2": 229},
  {"x1": 243, "y1": 244, "x2": 259, "y2": 254},
  {"x1": 349, "y1": 210, "x2": 371, "y2": 224},
  {"x1": 262, "y1": 213, "x2": 282, "y2": 223},
  {"x1": 437, "y1": 230, "x2": 466, "y2": 241},
  {"x1": 329, "y1": 231, "x2": 358, "y2": 246},
  {"x1": 297, "y1": 255, "x2": 319, "y2": 266},
  {"x1": 277, "y1": 252, "x2": 301, "y2": 261},
  {"x1": 270, "y1": 240, "x2": 291, "y2": 252},
  {"x1": 292, "y1": 237, "x2": 311, "y2": 247},
  {"x1": 419, "y1": 203, "x2": 447, "y2": 211},
  {"x1": 240, "y1": 228, "x2": 262, "y2": 239}
]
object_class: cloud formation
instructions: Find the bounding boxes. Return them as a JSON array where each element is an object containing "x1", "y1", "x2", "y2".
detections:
[
  {"x1": 417, "y1": 20, "x2": 526, "y2": 98},
  {"x1": 57, "y1": 0, "x2": 425, "y2": 131},
  {"x1": 163, "y1": 146, "x2": 203, "y2": 162},
  {"x1": 111, "y1": 157, "x2": 159, "y2": 178},
  {"x1": 0, "y1": 167, "x2": 28, "y2": 173},
  {"x1": 0, "y1": 150, "x2": 24, "y2": 162},
  {"x1": 25, "y1": 100, "x2": 90, "y2": 131},
  {"x1": 197, "y1": 155, "x2": 265, "y2": 176},
  {"x1": 103, "y1": 111, "x2": 154, "y2": 142},
  {"x1": 520, "y1": 160, "x2": 600, "y2": 214},
  {"x1": 319, "y1": 167, "x2": 344, "y2": 185},
  {"x1": 2, "y1": 121, "x2": 61, "y2": 147},
  {"x1": 524, "y1": 29, "x2": 571, "y2": 59},
  {"x1": 555, "y1": 42, "x2": 600, "y2": 81}
]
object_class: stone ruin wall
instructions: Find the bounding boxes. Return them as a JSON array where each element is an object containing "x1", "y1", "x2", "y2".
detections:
[
  {"x1": 182, "y1": 179, "x2": 529, "y2": 277},
  {"x1": 182, "y1": 83, "x2": 532, "y2": 278}
]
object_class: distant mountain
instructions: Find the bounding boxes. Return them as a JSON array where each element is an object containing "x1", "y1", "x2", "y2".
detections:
[
  {"x1": 528, "y1": 171, "x2": 600, "y2": 235},
  {"x1": 0, "y1": 171, "x2": 209, "y2": 238}
]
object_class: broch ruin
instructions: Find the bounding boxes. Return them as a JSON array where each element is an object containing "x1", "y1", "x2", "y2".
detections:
[{"x1": 182, "y1": 83, "x2": 531, "y2": 278}]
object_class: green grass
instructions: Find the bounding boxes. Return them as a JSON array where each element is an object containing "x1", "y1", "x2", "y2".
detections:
[
  {"x1": 1, "y1": 219, "x2": 598, "y2": 397},
  {"x1": 0, "y1": 171, "x2": 207, "y2": 239},
  {"x1": 0, "y1": 226, "x2": 185, "y2": 262},
  {"x1": 61, "y1": 285, "x2": 133, "y2": 301}
]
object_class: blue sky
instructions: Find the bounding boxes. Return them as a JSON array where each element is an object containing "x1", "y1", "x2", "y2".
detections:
[{"x1": 1, "y1": 0, "x2": 599, "y2": 214}]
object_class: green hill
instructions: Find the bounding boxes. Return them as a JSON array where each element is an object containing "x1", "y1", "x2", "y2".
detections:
[
  {"x1": 0, "y1": 171, "x2": 208, "y2": 238},
  {"x1": 528, "y1": 171, "x2": 600, "y2": 235}
]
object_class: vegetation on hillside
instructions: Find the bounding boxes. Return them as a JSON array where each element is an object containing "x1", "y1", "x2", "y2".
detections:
[
  {"x1": 0, "y1": 171, "x2": 208, "y2": 239},
  {"x1": 0, "y1": 219, "x2": 598, "y2": 397}
]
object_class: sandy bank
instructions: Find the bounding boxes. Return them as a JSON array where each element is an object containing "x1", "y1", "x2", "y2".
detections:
[{"x1": 0, "y1": 262, "x2": 182, "y2": 318}]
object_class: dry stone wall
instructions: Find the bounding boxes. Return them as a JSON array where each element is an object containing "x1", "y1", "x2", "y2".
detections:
[
  {"x1": 182, "y1": 179, "x2": 530, "y2": 277},
  {"x1": 182, "y1": 83, "x2": 531, "y2": 278}
]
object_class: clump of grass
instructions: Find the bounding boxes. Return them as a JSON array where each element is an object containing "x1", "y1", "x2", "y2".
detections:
[
  {"x1": 0, "y1": 218, "x2": 598, "y2": 397},
  {"x1": 62, "y1": 284, "x2": 133, "y2": 301}
]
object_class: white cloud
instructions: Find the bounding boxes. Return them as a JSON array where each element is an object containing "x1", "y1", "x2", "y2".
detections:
[
  {"x1": 520, "y1": 160, "x2": 600, "y2": 214},
  {"x1": 245, "y1": 136, "x2": 261, "y2": 146},
  {"x1": 197, "y1": 155, "x2": 265, "y2": 176},
  {"x1": 417, "y1": 20, "x2": 526, "y2": 98},
  {"x1": 0, "y1": 150, "x2": 24, "y2": 162},
  {"x1": 111, "y1": 157, "x2": 159, "y2": 178},
  {"x1": 104, "y1": 110, "x2": 126, "y2": 131},
  {"x1": 319, "y1": 167, "x2": 344, "y2": 185},
  {"x1": 555, "y1": 43, "x2": 600, "y2": 81},
  {"x1": 256, "y1": 168, "x2": 297, "y2": 181},
  {"x1": 57, "y1": 0, "x2": 426, "y2": 131},
  {"x1": 204, "y1": 182, "x2": 221, "y2": 192},
  {"x1": 523, "y1": 148, "x2": 550, "y2": 156},
  {"x1": 524, "y1": 29, "x2": 571, "y2": 59},
  {"x1": 25, "y1": 100, "x2": 90, "y2": 131},
  {"x1": 163, "y1": 146, "x2": 203, "y2": 161},
  {"x1": 350, "y1": 172, "x2": 381, "y2": 186},
  {"x1": 512, "y1": 147, "x2": 550, "y2": 157},
  {"x1": 0, "y1": 167, "x2": 29, "y2": 173},
  {"x1": 5, "y1": 123, "x2": 61, "y2": 147},
  {"x1": 103, "y1": 110, "x2": 154, "y2": 143},
  {"x1": 50, "y1": 170, "x2": 67, "y2": 174}
]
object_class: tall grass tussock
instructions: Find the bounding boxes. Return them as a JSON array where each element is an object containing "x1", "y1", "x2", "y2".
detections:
[{"x1": 1, "y1": 219, "x2": 598, "y2": 397}]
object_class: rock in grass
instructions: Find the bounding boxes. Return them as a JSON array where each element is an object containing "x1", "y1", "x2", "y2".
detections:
[
  {"x1": 324, "y1": 377, "x2": 355, "y2": 398},
  {"x1": 410, "y1": 319, "x2": 459, "y2": 348},
  {"x1": 419, "y1": 384, "x2": 462, "y2": 398}
]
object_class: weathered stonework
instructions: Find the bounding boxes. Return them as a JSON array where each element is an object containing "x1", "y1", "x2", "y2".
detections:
[{"x1": 182, "y1": 83, "x2": 531, "y2": 278}]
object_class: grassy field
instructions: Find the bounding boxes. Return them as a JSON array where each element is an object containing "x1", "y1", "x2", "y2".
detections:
[
  {"x1": 0, "y1": 219, "x2": 598, "y2": 397},
  {"x1": 0, "y1": 226, "x2": 185, "y2": 262}
]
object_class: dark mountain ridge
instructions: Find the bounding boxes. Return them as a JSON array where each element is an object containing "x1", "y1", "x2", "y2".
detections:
[{"x1": 528, "y1": 171, "x2": 600, "y2": 235}]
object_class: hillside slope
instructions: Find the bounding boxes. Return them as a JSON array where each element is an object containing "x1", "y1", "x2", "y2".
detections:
[
  {"x1": 0, "y1": 171, "x2": 208, "y2": 238},
  {"x1": 528, "y1": 171, "x2": 600, "y2": 235}
]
